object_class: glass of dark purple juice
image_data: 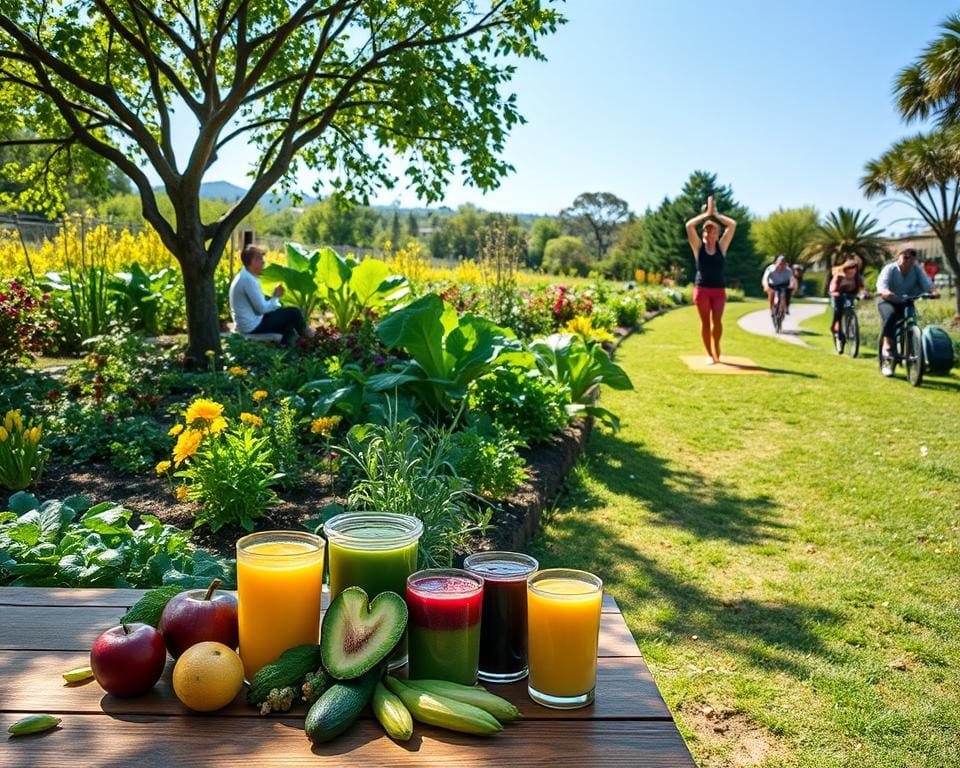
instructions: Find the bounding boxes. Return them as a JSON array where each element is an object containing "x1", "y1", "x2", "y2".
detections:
[{"x1": 464, "y1": 551, "x2": 539, "y2": 683}]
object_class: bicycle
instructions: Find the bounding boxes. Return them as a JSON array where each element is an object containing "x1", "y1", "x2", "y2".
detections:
[
  {"x1": 770, "y1": 285, "x2": 790, "y2": 334},
  {"x1": 835, "y1": 294, "x2": 860, "y2": 358},
  {"x1": 877, "y1": 293, "x2": 935, "y2": 387}
]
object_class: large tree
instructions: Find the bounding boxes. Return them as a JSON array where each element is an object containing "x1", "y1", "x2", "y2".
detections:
[
  {"x1": 862, "y1": 130, "x2": 960, "y2": 317},
  {"x1": 0, "y1": 1, "x2": 563, "y2": 364},
  {"x1": 559, "y1": 192, "x2": 632, "y2": 260},
  {"x1": 751, "y1": 206, "x2": 818, "y2": 265},
  {"x1": 640, "y1": 171, "x2": 759, "y2": 292},
  {"x1": 895, "y1": 12, "x2": 960, "y2": 127}
]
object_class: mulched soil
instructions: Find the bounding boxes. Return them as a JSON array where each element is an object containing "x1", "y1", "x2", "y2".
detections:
[{"x1": 34, "y1": 419, "x2": 592, "y2": 562}]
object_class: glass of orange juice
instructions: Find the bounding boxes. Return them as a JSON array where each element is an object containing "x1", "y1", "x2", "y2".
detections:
[
  {"x1": 527, "y1": 568, "x2": 603, "y2": 709},
  {"x1": 236, "y1": 530, "x2": 325, "y2": 681}
]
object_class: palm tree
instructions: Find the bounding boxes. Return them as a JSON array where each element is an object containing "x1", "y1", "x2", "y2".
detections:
[
  {"x1": 862, "y1": 129, "x2": 960, "y2": 318},
  {"x1": 803, "y1": 208, "x2": 888, "y2": 273},
  {"x1": 895, "y1": 13, "x2": 960, "y2": 126}
]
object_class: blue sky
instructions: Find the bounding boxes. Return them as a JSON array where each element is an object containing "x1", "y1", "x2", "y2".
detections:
[{"x1": 190, "y1": 1, "x2": 956, "y2": 235}]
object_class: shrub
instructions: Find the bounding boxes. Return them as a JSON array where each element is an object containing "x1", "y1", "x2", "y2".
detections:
[
  {"x1": 467, "y1": 367, "x2": 570, "y2": 444},
  {"x1": 167, "y1": 399, "x2": 283, "y2": 532},
  {"x1": 0, "y1": 409, "x2": 46, "y2": 491},
  {"x1": 0, "y1": 279, "x2": 53, "y2": 368},
  {"x1": 447, "y1": 427, "x2": 527, "y2": 500}
]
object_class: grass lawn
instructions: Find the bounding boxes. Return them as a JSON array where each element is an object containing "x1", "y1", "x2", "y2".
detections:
[{"x1": 529, "y1": 299, "x2": 960, "y2": 768}]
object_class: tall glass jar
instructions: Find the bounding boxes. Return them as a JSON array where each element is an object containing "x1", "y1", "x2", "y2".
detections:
[{"x1": 324, "y1": 512, "x2": 423, "y2": 668}]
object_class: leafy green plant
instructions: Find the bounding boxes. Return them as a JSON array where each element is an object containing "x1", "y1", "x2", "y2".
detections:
[
  {"x1": 0, "y1": 279, "x2": 54, "y2": 369},
  {"x1": 269, "y1": 397, "x2": 306, "y2": 489},
  {"x1": 169, "y1": 400, "x2": 283, "y2": 532},
  {"x1": 43, "y1": 264, "x2": 114, "y2": 352},
  {"x1": 0, "y1": 409, "x2": 46, "y2": 491},
  {"x1": 336, "y1": 416, "x2": 490, "y2": 568},
  {"x1": 300, "y1": 363, "x2": 419, "y2": 428},
  {"x1": 261, "y1": 244, "x2": 409, "y2": 331},
  {"x1": 375, "y1": 293, "x2": 525, "y2": 414},
  {"x1": 447, "y1": 426, "x2": 527, "y2": 500},
  {"x1": 529, "y1": 333, "x2": 633, "y2": 430},
  {"x1": 466, "y1": 367, "x2": 568, "y2": 444},
  {"x1": 110, "y1": 263, "x2": 181, "y2": 335},
  {"x1": 0, "y1": 493, "x2": 233, "y2": 588}
]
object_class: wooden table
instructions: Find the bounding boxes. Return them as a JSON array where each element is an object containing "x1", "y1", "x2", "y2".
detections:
[{"x1": 0, "y1": 587, "x2": 695, "y2": 766}]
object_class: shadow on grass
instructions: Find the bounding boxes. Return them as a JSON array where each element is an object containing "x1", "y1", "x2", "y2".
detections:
[{"x1": 572, "y1": 430, "x2": 786, "y2": 546}]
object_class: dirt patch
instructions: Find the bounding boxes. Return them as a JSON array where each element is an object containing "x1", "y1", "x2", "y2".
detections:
[{"x1": 679, "y1": 702, "x2": 784, "y2": 767}]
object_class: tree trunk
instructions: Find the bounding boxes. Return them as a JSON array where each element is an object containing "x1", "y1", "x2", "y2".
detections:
[
  {"x1": 181, "y1": 257, "x2": 222, "y2": 368},
  {"x1": 940, "y1": 236, "x2": 960, "y2": 320}
]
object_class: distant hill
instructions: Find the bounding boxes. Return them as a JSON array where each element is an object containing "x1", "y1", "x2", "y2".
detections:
[{"x1": 154, "y1": 181, "x2": 318, "y2": 211}]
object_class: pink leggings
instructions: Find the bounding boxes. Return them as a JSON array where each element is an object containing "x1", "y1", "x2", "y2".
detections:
[{"x1": 692, "y1": 287, "x2": 726, "y2": 359}]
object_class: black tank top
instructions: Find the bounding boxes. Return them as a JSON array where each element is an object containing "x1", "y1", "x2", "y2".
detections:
[{"x1": 695, "y1": 243, "x2": 725, "y2": 288}]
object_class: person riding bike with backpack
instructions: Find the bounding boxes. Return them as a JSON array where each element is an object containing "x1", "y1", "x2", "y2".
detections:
[
  {"x1": 828, "y1": 258, "x2": 869, "y2": 351},
  {"x1": 876, "y1": 247, "x2": 939, "y2": 377}
]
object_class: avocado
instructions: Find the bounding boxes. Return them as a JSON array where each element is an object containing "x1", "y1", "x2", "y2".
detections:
[
  {"x1": 304, "y1": 667, "x2": 380, "y2": 744},
  {"x1": 320, "y1": 587, "x2": 407, "y2": 680}
]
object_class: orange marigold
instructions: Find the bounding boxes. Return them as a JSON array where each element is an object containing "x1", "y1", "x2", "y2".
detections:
[
  {"x1": 252, "y1": 390, "x2": 268, "y2": 402},
  {"x1": 185, "y1": 398, "x2": 224, "y2": 425},
  {"x1": 172, "y1": 429, "x2": 203, "y2": 466},
  {"x1": 240, "y1": 412, "x2": 264, "y2": 427}
]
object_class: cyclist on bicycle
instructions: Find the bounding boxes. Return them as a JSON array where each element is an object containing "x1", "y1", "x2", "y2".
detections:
[
  {"x1": 876, "y1": 247, "x2": 939, "y2": 377},
  {"x1": 828, "y1": 258, "x2": 869, "y2": 350},
  {"x1": 762, "y1": 255, "x2": 795, "y2": 318}
]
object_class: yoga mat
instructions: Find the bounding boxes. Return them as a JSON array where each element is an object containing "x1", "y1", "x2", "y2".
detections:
[{"x1": 680, "y1": 355, "x2": 769, "y2": 374}]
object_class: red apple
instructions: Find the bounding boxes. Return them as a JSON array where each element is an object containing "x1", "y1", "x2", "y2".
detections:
[
  {"x1": 90, "y1": 622, "x2": 167, "y2": 697},
  {"x1": 159, "y1": 578, "x2": 239, "y2": 658}
]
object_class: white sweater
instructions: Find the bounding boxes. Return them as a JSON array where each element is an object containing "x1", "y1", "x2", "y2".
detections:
[{"x1": 229, "y1": 268, "x2": 281, "y2": 333}]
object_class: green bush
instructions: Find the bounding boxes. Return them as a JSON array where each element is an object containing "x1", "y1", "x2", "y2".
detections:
[
  {"x1": 467, "y1": 367, "x2": 568, "y2": 444},
  {"x1": 448, "y1": 427, "x2": 527, "y2": 500}
]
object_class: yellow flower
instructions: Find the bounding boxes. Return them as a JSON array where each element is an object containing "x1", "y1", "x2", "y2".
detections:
[
  {"x1": 240, "y1": 412, "x2": 263, "y2": 427},
  {"x1": 0, "y1": 426, "x2": 7, "y2": 442},
  {"x1": 172, "y1": 429, "x2": 203, "y2": 466},
  {"x1": 207, "y1": 416, "x2": 228, "y2": 435},
  {"x1": 185, "y1": 398, "x2": 224, "y2": 426},
  {"x1": 11, "y1": 410, "x2": 22, "y2": 432},
  {"x1": 175, "y1": 485, "x2": 189, "y2": 502},
  {"x1": 252, "y1": 390, "x2": 268, "y2": 402},
  {"x1": 155, "y1": 460, "x2": 172, "y2": 475},
  {"x1": 4, "y1": 410, "x2": 15, "y2": 432},
  {"x1": 168, "y1": 423, "x2": 184, "y2": 436},
  {"x1": 28, "y1": 426, "x2": 41, "y2": 445},
  {"x1": 228, "y1": 366, "x2": 248, "y2": 377},
  {"x1": 311, "y1": 416, "x2": 342, "y2": 436}
]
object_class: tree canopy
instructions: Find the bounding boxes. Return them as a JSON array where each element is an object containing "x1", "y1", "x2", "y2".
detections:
[
  {"x1": 560, "y1": 192, "x2": 632, "y2": 260},
  {"x1": 895, "y1": 12, "x2": 960, "y2": 127},
  {"x1": 803, "y1": 207, "x2": 888, "y2": 272},
  {"x1": 751, "y1": 206, "x2": 819, "y2": 265},
  {"x1": 0, "y1": 1, "x2": 564, "y2": 361}
]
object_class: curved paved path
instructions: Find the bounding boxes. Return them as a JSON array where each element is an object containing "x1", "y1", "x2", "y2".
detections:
[{"x1": 737, "y1": 300, "x2": 827, "y2": 347}]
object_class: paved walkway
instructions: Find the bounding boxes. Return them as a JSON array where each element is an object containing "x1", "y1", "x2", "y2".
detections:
[{"x1": 737, "y1": 300, "x2": 827, "y2": 347}]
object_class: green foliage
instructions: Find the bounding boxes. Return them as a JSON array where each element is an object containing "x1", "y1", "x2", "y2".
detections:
[
  {"x1": 805, "y1": 208, "x2": 889, "y2": 270},
  {"x1": 560, "y1": 192, "x2": 633, "y2": 260},
  {"x1": 529, "y1": 333, "x2": 633, "y2": 430},
  {"x1": 447, "y1": 426, "x2": 527, "y2": 500},
  {"x1": 42, "y1": 265, "x2": 114, "y2": 352},
  {"x1": 640, "y1": 171, "x2": 760, "y2": 292},
  {"x1": 375, "y1": 293, "x2": 524, "y2": 414},
  {"x1": 894, "y1": 12, "x2": 960, "y2": 126},
  {"x1": 269, "y1": 397, "x2": 306, "y2": 489},
  {"x1": 467, "y1": 367, "x2": 569, "y2": 444},
  {"x1": 601, "y1": 218, "x2": 644, "y2": 279},
  {"x1": 542, "y1": 235, "x2": 592, "y2": 276},
  {"x1": 0, "y1": 493, "x2": 232, "y2": 588},
  {"x1": 110, "y1": 263, "x2": 182, "y2": 336},
  {"x1": 0, "y1": 409, "x2": 46, "y2": 491},
  {"x1": 261, "y1": 244, "x2": 409, "y2": 331},
  {"x1": 338, "y1": 418, "x2": 490, "y2": 569},
  {"x1": 293, "y1": 196, "x2": 382, "y2": 248},
  {"x1": 175, "y1": 424, "x2": 283, "y2": 533},
  {"x1": 527, "y1": 217, "x2": 564, "y2": 269},
  {"x1": 751, "y1": 207, "x2": 819, "y2": 263}
]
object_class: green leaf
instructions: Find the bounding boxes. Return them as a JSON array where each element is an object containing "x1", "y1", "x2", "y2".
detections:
[
  {"x1": 316, "y1": 247, "x2": 350, "y2": 292},
  {"x1": 120, "y1": 584, "x2": 188, "y2": 627},
  {"x1": 7, "y1": 519, "x2": 42, "y2": 547},
  {"x1": 7, "y1": 491, "x2": 39, "y2": 514},
  {"x1": 81, "y1": 503, "x2": 133, "y2": 536}
]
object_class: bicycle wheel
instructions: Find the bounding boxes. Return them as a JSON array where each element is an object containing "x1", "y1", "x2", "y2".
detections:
[
  {"x1": 905, "y1": 324, "x2": 924, "y2": 387},
  {"x1": 843, "y1": 309, "x2": 859, "y2": 358},
  {"x1": 773, "y1": 298, "x2": 783, "y2": 334}
]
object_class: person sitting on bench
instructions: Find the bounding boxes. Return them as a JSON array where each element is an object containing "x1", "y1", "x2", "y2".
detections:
[{"x1": 229, "y1": 245, "x2": 314, "y2": 343}]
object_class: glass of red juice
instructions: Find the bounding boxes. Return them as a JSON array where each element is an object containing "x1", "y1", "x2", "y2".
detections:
[
  {"x1": 406, "y1": 569, "x2": 483, "y2": 684},
  {"x1": 464, "y1": 551, "x2": 539, "y2": 683}
]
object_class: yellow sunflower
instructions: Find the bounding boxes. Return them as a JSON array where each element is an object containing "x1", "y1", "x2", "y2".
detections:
[
  {"x1": 207, "y1": 416, "x2": 228, "y2": 435},
  {"x1": 185, "y1": 398, "x2": 224, "y2": 426},
  {"x1": 172, "y1": 429, "x2": 203, "y2": 466}
]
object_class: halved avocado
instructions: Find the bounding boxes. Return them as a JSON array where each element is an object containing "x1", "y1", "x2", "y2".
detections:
[{"x1": 320, "y1": 587, "x2": 407, "y2": 680}]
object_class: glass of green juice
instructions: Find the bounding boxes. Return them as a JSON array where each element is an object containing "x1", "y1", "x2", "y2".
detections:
[{"x1": 323, "y1": 512, "x2": 423, "y2": 669}]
